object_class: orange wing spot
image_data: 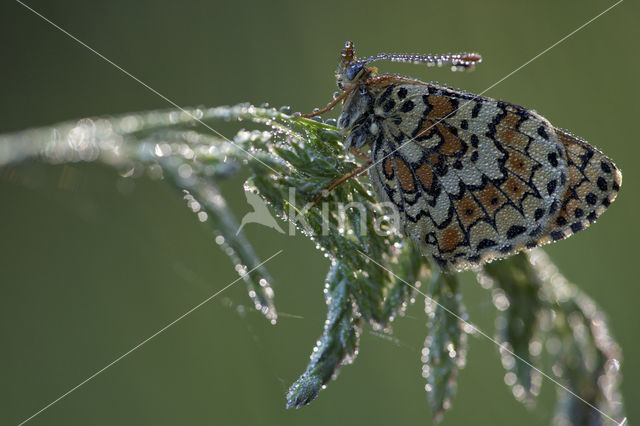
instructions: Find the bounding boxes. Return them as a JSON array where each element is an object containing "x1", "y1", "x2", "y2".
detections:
[
  {"x1": 507, "y1": 150, "x2": 534, "y2": 179},
  {"x1": 427, "y1": 96, "x2": 454, "y2": 119},
  {"x1": 416, "y1": 119, "x2": 437, "y2": 140},
  {"x1": 440, "y1": 225, "x2": 463, "y2": 252},
  {"x1": 429, "y1": 153, "x2": 440, "y2": 165},
  {"x1": 500, "y1": 112, "x2": 521, "y2": 129},
  {"x1": 437, "y1": 124, "x2": 464, "y2": 155},
  {"x1": 496, "y1": 127, "x2": 529, "y2": 151},
  {"x1": 556, "y1": 130, "x2": 584, "y2": 153},
  {"x1": 501, "y1": 174, "x2": 526, "y2": 201},
  {"x1": 383, "y1": 157, "x2": 394, "y2": 179},
  {"x1": 455, "y1": 192, "x2": 484, "y2": 230},
  {"x1": 564, "y1": 198, "x2": 582, "y2": 219},
  {"x1": 567, "y1": 165, "x2": 582, "y2": 188},
  {"x1": 393, "y1": 158, "x2": 415, "y2": 192},
  {"x1": 582, "y1": 161, "x2": 603, "y2": 185},
  {"x1": 415, "y1": 162, "x2": 434, "y2": 191},
  {"x1": 477, "y1": 183, "x2": 507, "y2": 216},
  {"x1": 566, "y1": 144, "x2": 587, "y2": 157},
  {"x1": 574, "y1": 180, "x2": 592, "y2": 200}
]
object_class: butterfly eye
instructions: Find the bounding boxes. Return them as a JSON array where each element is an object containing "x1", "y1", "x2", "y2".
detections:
[{"x1": 346, "y1": 63, "x2": 363, "y2": 81}]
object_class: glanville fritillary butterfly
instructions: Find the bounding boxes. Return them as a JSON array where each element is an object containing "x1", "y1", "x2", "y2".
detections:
[{"x1": 302, "y1": 41, "x2": 621, "y2": 272}]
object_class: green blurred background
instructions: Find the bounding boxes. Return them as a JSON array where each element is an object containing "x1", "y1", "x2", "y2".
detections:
[{"x1": 1, "y1": 1, "x2": 637, "y2": 424}]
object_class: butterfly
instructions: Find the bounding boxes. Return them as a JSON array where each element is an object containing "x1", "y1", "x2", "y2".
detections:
[{"x1": 302, "y1": 41, "x2": 621, "y2": 272}]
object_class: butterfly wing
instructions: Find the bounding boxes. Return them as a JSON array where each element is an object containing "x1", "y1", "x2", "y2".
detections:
[{"x1": 367, "y1": 79, "x2": 621, "y2": 271}]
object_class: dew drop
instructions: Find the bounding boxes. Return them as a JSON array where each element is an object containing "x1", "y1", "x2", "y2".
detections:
[
  {"x1": 178, "y1": 164, "x2": 193, "y2": 179},
  {"x1": 504, "y1": 372, "x2": 517, "y2": 386}
]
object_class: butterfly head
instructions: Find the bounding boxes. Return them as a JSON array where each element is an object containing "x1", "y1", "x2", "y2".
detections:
[{"x1": 336, "y1": 41, "x2": 377, "y2": 90}]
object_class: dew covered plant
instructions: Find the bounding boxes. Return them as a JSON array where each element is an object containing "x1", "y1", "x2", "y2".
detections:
[{"x1": 0, "y1": 105, "x2": 626, "y2": 424}]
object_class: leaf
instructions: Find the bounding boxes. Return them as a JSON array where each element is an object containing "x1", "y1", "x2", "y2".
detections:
[
  {"x1": 380, "y1": 242, "x2": 423, "y2": 327},
  {"x1": 286, "y1": 262, "x2": 361, "y2": 408},
  {"x1": 481, "y1": 250, "x2": 626, "y2": 424},
  {"x1": 527, "y1": 249, "x2": 626, "y2": 426},
  {"x1": 481, "y1": 254, "x2": 543, "y2": 404},
  {"x1": 422, "y1": 271, "x2": 467, "y2": 423}
]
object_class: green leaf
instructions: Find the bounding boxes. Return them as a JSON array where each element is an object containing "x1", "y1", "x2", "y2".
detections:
[
  {"x1": 286, "y1": 262, "x2": 361, "y2": 408},
  {"x1": 422, "y1": 271, "x2": 467, "y2": 423},
  {"x1": 482, "y1": 251, "x2": 626, "y2": 424},
  {"x1": 481, "y1": 254, "x2": 543, "y2": 404}
]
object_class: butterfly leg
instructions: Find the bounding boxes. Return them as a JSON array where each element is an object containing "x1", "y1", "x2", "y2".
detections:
[
  {"x1": 297, "y1": 85, "x2": 356, "y2": 118},
  {"x1": 310, "y1": 148, "x2": 372, "y2": 207},
  {"x1": 350, "y1": 147, "x2": 371, "y2": 161}
]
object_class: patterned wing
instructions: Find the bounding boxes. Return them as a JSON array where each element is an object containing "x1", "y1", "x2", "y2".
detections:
[{"x1": 367, "y1": 80, "x2": 621, "y2": 271}]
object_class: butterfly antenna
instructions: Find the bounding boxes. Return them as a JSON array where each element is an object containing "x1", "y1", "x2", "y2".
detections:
[{"x1": 365, "y1": 52, "x2": 482, "y2": 71}]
